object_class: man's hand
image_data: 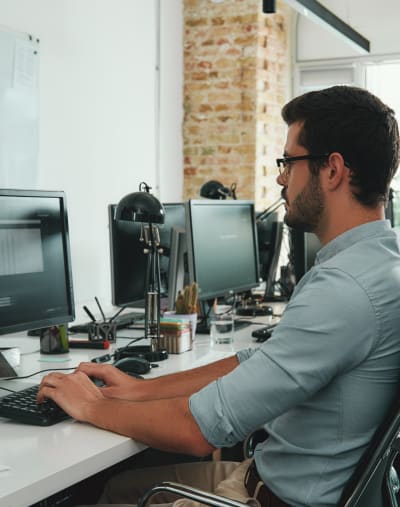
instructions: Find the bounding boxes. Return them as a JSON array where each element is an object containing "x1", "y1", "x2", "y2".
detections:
[
  {"x1": 75, "y1": 362, "x2": 143, "y2": 400},
  {"x1": 37, "y1": 370, "x2": 105, "y2": 422}
]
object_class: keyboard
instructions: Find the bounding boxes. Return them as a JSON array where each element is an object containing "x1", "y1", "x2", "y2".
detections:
[{"x1": 0, "y1": 384, "x2": 69, "y2": 426}]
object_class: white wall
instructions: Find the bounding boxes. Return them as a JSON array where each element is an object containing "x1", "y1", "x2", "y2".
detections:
[
  {"x1": 159, "y1": 1, "x2": 183, "y2": 202},
  {"x1": 0, "y1": 0, "x2": 184, "y2": 321},
  {"x1": 296, "y1": 0, "x2": 400, "y2": 61}
]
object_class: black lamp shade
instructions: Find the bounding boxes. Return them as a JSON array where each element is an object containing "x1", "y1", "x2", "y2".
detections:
[
  {"x1": 115, "y1": 191, "x2": 165, "y2": 224},
  {"x1": 263, "y1": 0, "x2": 276, "y2": 13},
  {"x1": 200, "y1": 180, "x2": 230, "y2": 200}
]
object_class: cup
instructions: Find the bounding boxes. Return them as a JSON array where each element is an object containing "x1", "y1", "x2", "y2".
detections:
[
  {"x1": 40, "y1": 325, "x2": 69, "y2": 354},
  {"x1": 210, "y1": 313, "x2": 234, "y2": 344}
]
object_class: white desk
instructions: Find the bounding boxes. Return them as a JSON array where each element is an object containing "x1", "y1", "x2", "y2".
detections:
[{"x1": 0, "y1": 316, "x2": 278, "y2": 507}]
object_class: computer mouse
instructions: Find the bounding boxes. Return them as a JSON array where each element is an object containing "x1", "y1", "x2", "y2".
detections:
[
  {"x1": 251, "y1": 327, "x2": 273, "y2": 342},
  {"x1": 113, "y1": 356, "x2": 150, "y2": 375},
  {"x1": 236, "y1": 305, "x2": 273, "y2": 317}
]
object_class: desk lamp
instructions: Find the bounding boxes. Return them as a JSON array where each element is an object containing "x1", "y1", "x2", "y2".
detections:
[
  {"x1": 115, "y1": 182, "x2": 166, "y2": 357},
  {"x1": 200, "y1": 180, "x2": 237, "y2": 200}
]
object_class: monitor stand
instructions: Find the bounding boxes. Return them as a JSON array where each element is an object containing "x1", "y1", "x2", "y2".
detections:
[
  {"x1": 0, "y1": 350, "x2": 18, "y2": 378},
  {"x1": 236, "y1": 305, "x2": 273, "y2": 317}
]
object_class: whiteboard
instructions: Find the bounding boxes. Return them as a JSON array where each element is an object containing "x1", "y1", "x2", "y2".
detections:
[{"x1": 0, "y1": 26, "x2": 39, "y2": 189}]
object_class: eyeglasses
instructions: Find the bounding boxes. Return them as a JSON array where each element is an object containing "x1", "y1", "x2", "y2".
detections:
[{"x1": 276, "y1": 154, "x2": 330, "y2": 180}]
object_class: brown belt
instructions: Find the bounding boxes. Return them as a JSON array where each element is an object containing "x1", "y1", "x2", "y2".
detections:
[{"x1": 244, "y1": 461, "x2": 291, "y2": 507}]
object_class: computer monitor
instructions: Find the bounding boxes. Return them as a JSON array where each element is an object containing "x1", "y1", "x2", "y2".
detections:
[
  {"x1": 289, "y1": 228, "x2": 321, "y2": 283},
  {"x1": 0, "y1": 189, "x2": 75, "y2": 335},
  {"x1": 256, "y1": 211, "x2": 284, "y2": 300},
  {"x1": 386, "y1": 188, "x2": 400, "y2": 228},
  {"x1": 185, "y1": 200, "x2": 260, "y2": 302},
  {"x1": 108, "y1": 202, "x2": 186, "y2": 308}
]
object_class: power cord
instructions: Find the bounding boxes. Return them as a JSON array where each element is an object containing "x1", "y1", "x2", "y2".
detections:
[{"x1": 0, "y1": 367, "x2": 77, "y2": 393}]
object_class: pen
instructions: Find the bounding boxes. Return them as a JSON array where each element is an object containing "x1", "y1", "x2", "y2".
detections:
[
  {"x1": 69, "y1": 340, "x2": 110, "y2": 349},
  {"x1": 109, "y1": 306, "x2": 126, "y2": 323},
  {"x1": 83, "y1": 305, "x2": 96, "y2": 322},
  {"x1": 95, "y1": 297, "x2": 106, "y2": 322}
]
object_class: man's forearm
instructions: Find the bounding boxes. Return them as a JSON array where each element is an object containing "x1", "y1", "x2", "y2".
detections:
[
  {"x1": 84, "y1": 395, "x2": 214, "y2": 456},
  {"x1": 136, "y1": 355, "x2": 239, "y2": 401}
]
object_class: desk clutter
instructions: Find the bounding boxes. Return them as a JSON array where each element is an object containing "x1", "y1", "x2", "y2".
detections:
[
  {"x1": 159, "y1": 283, "x2": 199, "y2": 353},
  {"x1": 159, "y1": 317, "x2": 193, "y2": 354}
]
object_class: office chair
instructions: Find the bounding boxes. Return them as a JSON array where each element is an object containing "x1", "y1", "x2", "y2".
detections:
[{"x1": 138, "y1": 392, "x2": 400, "y2": 507}]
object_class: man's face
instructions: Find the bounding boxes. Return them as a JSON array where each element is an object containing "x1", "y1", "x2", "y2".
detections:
[{"x1": 277, "y1": 122, "x2": 325, "y2": 233}]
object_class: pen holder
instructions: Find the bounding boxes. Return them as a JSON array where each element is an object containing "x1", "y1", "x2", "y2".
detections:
[{"x1": 88, "y1": 321, "x2": 117, "y2": 343}]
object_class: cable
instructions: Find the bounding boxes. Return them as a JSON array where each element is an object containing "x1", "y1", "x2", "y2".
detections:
[
  {"x1": 1, "y1": 367, "x2": 77, "y2": 382},
  {"x1": 0, "y1": 386, "x2": 17, "y2": 393}
]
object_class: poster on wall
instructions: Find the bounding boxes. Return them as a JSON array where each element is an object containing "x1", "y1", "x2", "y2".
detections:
[{"x1": 0, "y1": 27, "x2": 39, "y2": 189}]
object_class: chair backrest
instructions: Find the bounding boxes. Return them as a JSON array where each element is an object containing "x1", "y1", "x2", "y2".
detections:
[{"x1": 338, "y1": 391, "x2": 400, "y2": 507}]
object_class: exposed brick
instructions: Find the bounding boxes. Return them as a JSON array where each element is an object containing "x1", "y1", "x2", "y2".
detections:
[
  {"x1": 211, "y1": 17, "x2": 225, "y2": 26},
  {"x1": 186, "y1": 18, "x2": 208, "y2": 27},
  {"x1": 184, "y1": 167, "x2": 197, "y2": 175},
  {"x1": 183, "y1": 0, "x2": 290, "y2": 208}
]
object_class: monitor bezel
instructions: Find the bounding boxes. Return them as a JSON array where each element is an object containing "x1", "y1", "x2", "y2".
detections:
[{"x1": 0, "y1": 188, "x2": 75, "y2": 335}]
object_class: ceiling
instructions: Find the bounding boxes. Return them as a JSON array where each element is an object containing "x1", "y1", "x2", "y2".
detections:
[{"x1": 293, "y1": 0, "x2": 400, "y2": 60}]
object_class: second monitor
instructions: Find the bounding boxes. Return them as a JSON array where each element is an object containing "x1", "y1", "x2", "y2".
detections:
[
  {"x1": 108, "y1": 202, "x2": 186, "y2": 310},
  {"x1": 185, "y1": 199, "x2": 260, "y2": 329}
]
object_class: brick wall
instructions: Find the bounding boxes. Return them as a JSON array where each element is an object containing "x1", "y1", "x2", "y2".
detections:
[{"x1": 183, "y1": 0, "x2": 291, "y2": 210}]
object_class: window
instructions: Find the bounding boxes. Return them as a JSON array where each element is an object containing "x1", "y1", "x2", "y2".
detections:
[{"x1": 295, "y1": 57, "x2": 400, "y2": 226}]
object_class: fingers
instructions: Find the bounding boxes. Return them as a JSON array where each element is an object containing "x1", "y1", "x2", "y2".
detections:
[
  {"x1": 37, "y1": 372, "x2": 64, "y2": 402},
  {"x1": 36, "y1": 370, "x2": 106, "y2": 422},
  {"x1": 37, "y1": 370, "x2": 91, "y2": 403},
  {"x1": 40, "y1": 372, "x2": 65, "y2": 386},
  {"x1": 76, "y1": 362, "x2": 110, "y2": 376}
]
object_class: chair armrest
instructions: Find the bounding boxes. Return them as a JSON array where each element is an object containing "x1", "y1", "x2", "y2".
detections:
[
  {"x1": 243, "y1": 429, "x2": 269, "y2": 458},
  {"x1": 138, "y1": 481, "x2": 248, "y2": 507}
]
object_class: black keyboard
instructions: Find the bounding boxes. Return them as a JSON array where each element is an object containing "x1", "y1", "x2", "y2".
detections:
[{"x1": 0, "y1": 385, "x2": 70, "y2": 426}]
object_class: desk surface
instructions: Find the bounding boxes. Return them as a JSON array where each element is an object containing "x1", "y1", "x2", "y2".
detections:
[{"x1": 0, "y1": 313, "x2": 280, "y2": 507}]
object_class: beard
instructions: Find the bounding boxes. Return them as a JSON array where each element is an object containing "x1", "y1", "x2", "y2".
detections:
[{"x1": 283, "y1": 173, "x2": 324, "y2": 233}]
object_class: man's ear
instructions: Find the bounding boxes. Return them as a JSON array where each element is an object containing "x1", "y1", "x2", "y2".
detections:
[{"x1": 324, "y1": 152, "x2": 347, "y2": 190}]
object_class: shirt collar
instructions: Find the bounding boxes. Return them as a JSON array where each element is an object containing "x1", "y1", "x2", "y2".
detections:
[{"x1": 315, "y1": 220, "x2": 392, "y2": 265}]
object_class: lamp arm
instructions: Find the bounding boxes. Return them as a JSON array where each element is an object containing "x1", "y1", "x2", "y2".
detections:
[
  {"x1": 256, "y1": 198, "x2": 285, "y2": 222},
  {"x1": 143, "y1": 224, "x2": 162, "y2": 350}
]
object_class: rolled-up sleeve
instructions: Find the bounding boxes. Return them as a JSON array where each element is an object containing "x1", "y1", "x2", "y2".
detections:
[{"x1": 189, "y1": 267, "x2": 376, "y2": 448}]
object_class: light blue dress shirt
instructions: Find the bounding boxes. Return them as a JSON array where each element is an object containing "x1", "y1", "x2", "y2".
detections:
[{"x1": 190, "y1": 220, "x2": 400, "y2": 507}]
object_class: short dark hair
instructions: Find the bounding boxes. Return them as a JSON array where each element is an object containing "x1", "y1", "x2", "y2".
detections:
[{"x1": 282, "y1": 86, "x2": 400, "y2": 206}]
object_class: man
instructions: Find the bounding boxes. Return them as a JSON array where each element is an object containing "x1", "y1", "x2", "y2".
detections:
[{"x1": 38, "y1": 86, "x2": 400, "y2": 507}]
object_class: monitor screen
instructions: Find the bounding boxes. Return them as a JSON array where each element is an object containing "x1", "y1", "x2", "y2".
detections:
[
  {"x1": 256, "y1": 211, "x2": 284, "y2": 298},
  {"x1": 387, "y1": 188, "x2": 400, "y2": 228},
  {"x1": 185, "y1": 200, "x2": 260, "y2": 301},
  {"x1": 108, "y1": 202, "x2": 186, "y2": 308},
  {"x1": 0, "y1": 189, "x2": 75, "y2": 335},
  {"x1": 289, "y1": 228, "x2": 321, "y2": 283}
]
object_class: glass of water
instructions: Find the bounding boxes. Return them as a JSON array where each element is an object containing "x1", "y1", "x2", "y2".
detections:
[{"x1": 210, "y1": 312, "x2": 235, "y2": 344}]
